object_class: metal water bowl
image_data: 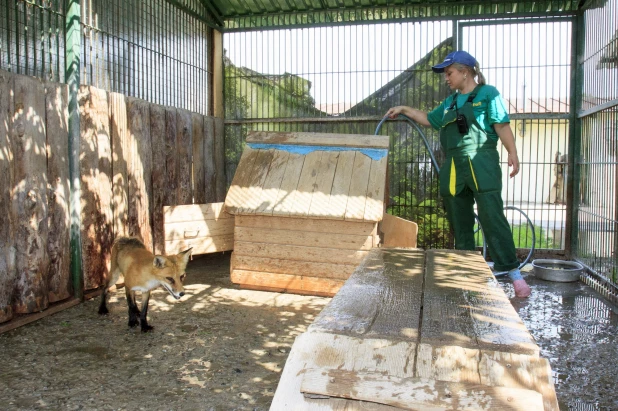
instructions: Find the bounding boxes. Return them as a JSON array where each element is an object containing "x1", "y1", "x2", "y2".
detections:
[{"x1": 532, "y1": 259, "x2": 584, "y2": 282}]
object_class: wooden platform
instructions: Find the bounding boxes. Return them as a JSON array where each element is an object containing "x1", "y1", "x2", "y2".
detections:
[
  {"x1": 270, "y1": 248, "x2": 559, "y2": 410},
  {"x1": 163, "y1": 202, "x2": 234, "y2": 255}
]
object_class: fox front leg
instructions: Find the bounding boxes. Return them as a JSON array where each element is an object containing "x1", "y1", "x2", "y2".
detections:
[
  {"x1": 126, "y1": 289, "x2": 141, "y2": 328},
  {"x1": 98, "y1": 286, "x2": 109, "y2": 315},
  {"x1": 139, "y1": 291, "x2": 153, "y2": 332}
]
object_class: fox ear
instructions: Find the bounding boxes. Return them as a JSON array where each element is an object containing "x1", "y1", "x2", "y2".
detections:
[
  {"x1": 153, "y1": 256, "x2": 166, "y2": 268},
  {"x1": 178, "y1": 248, "x2": 192, "y2": 265}
]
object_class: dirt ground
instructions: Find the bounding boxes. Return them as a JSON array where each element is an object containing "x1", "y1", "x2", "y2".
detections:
[
  {"x1": 3, "y1": 252, "x2": 618, "y2": 411},
  {"x1": 0, "y1": 252, "x2": 330, "y2": 410}
]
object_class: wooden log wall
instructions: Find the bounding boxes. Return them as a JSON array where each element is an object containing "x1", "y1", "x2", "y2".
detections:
[{"x1": 0, "y1": 70, "x2": 225, "y2": 323}]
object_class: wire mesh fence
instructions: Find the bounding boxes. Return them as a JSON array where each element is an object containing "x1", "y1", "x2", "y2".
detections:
[
  {"x1": 224, "y1": 18, "x2": 574, "y2": 251},
  {"x1": 1, "y1": 0, "x2": 66, "y2": 82},
  {"x1": 576, "y1": 0, "x2": 618, "y2": 291},
  {"x1": 1, "y1": 0, "x2": 211, "y2": 114}
]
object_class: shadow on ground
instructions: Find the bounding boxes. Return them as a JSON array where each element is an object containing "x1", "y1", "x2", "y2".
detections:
[{"x1": 0, "y1": 252, "x2": 330, "y2": 410}]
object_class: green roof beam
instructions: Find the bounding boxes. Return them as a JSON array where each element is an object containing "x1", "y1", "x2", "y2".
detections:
[{"x1": 198, "y1": 0, "x2": 225, "y2": 26}]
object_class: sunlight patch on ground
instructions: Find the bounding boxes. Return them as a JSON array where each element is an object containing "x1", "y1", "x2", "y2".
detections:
[{"x1": 257, "y1": 361, "x2": 282, "y2": 372}]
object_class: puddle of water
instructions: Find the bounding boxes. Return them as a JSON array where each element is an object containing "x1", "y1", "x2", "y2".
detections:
[{"x1": 499, "y1": 274, "x2": 618, "y2": 410}]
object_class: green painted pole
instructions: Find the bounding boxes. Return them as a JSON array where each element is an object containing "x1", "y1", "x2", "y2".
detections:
[
  {"x1": 65, "y1": 0, "x2": 83, "y2": 300},
  {"x1": 565, "y1": 13, "x2": 584, "y2": 260}
]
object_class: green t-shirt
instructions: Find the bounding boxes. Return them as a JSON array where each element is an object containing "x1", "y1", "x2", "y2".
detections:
[{"x1": 427, "y1": 84, "x2": 510, "y2": 141}]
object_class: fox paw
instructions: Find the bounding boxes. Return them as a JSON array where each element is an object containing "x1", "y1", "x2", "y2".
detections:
[
  {"x1": 141, "y1": 324, "x2": 154, "y2": 333},
  {"x1": 128, "y1": 319, "x2": 139, "y2": 328},
  {"x1": 98, "y1": 306, "x2": 109, "y2": 315}
]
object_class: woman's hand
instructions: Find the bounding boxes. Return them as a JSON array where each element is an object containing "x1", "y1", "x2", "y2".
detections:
[
  {"x1": 507, "y1": 151, "x2": 520, "y2": 178},
  {"x1": 494, "y1": 122, "x2": 520, "y2": 178},
  {"x1": 384, "y1": 106, "x2": 431, "y2": 127},
  {"x1": 384, "y1": 106, "x2": 407, "y2": 119}
]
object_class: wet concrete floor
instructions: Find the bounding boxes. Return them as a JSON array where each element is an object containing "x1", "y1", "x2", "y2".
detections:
[{"x1": 497, "y1": 269, "x2": 618, "y2": 411}]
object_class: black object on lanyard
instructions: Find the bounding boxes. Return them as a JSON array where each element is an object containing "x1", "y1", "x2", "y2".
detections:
[{"x1": 448, "y1": 90, "x2": 478, "y2": 135}]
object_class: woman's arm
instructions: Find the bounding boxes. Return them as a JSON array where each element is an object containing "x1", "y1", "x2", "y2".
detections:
[
  {"x1": 494, "y1": 122, "x2": 520, "y2": 178},
  {"x1": 384, "y1": 106, "x2": 431, "y2": 127}
]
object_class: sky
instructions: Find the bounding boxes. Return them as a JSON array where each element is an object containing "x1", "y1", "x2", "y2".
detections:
[{"x1": 224, "y1": 20, "x2": 573, "y2": 107}]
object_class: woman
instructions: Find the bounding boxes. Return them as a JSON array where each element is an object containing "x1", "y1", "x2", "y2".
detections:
[{"x1": 385, "y1": 50, "x2": 531, "y2": 298}]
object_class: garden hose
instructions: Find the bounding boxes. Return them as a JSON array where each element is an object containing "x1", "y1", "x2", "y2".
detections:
[{"x1": 375, "y1": 114, "x2": 535, "y2": 270}]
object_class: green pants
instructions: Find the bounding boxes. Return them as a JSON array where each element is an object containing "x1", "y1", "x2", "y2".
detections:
[{"x1": 440, "y1": 152, "x2": 519, "y2": 272}]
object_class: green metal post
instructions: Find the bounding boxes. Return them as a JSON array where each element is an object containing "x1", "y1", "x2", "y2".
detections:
[
  {"x1": 565, "y1": 12, "x2": 584, "y2": 260},
  {"x1": 65, "y1": 0, "x2": 83, "y2": 300}
]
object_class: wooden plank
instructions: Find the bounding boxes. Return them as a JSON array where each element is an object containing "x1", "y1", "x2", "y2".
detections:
[
  {"x1": 213, "y1": 117, "x2": 226, "y2": 202},
  {"x1": 165, "y1": 218, "x2": 235, "y2": 241},
  {"x1": 150, "y1": 104, "x2": 167, "y2": 255},
  {"x1": 271, "y1": 152, "x2": 304, "y2": 215},
  {"x1": 164, "y1": 234, "x2": 234, "y2": 255},
  {"x1": 233, "y1": 241, "x2": 369, "y2": 266},
  {"x1": 164, "y1": 107, "x2": 179, "y2": 206},
  {"x1": 80, "y1": 86, "x2": 113, "y2": 291},
  {"x1": 212, "y1": 30, "x2": 224, "y2": 118},
  {"x1": 246, "y1": 131, "x2": 390, "y2": 149},
  {"x1": 307, "y1": 151, "x2": 339, "y2": 217},
  {"x1": 300, "y1": 368, "x2": 544, "y2": 411},
  {"x1": 254, "y1": 149, "x2": 289, "y2": 215},
  {"x1": 344, "y1": 152, "x2": 371, "y2": 221},
  {"x1": 110, "y1": 92, "x2": 129, "y2": 238},
  {"x1": 163, "y1": 202, "x2": 234, "y2": 255},
  {"x1": 127, "y1": 97, "x2": 153, "y2": 251},
  {"x1": 192, "y1": 113, "x2": 206, "y2": 204},
  {"x1": 231, "y1": 254, "x2": 357, "y2": 280},
  {"x1": 326, "y1": 150, "x2": 355, "y2": 220},
  {"x1": 224, "y1": 146, "x2": 260, "y2": 213},
  {"x1": 309, "y1": 248, "x2": 424, "y2": 340},
  {"x1": 234, "y1": 226, "x2": 373, "y2": 250},
  {"x1": 380, "y1": 213, "x2": 418, "y2": 248},
  {"x1": 203, "y1": 116, "x2": 216, "y2": 203},
  {"x1": 45, "y1": 82, "x2": 71, "y2": 303},
  {"x1": 363, "y1": 154, "x2": 388, "y2": 222},
  {"x1": 231, "y1": 269, "x2": 344, "y2": 296},
  {"x1": 423, "y1": 250, "x2": 539, "y2": 355},
  {"x1": 479, "y1": 351, "x2": 559, "y2": 411},
  {"x1": 11, "y1": 74, "x2": 49, "y2": 312},
  {"x1": 416, "y1": 344, "x2": 482, "y2": 383},
  {"x1": 285, "y1": 150, "x2": 322, "y2": 218},
  {"x1": 235, "y1": 215, "x2": 376, "y2": 236},
  {"x1": 238, "y1": 149, "x2": 276, "y2": 214},
  {"x1": 0, "y1": 299, "x2": 80, "y2": 334},
  {"x1": 164, "y1": 202, "x2": 232, "y2": 223},
  {"x1": 0, "y1": 70, "x2": 15, "y2": 323},
  {"x1": 270, "y1": 332, "x2": 416, "y2": 409},
  {"x1": 176, "y1": 108, "x2": 193, "y2": 204},
  {"x1": 416, "y1": 345, "x2": 559, "y2": 411}
]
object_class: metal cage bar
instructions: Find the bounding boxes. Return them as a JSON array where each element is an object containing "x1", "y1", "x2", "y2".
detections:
[
  {"x1": 574, "y1": 0, "x2": 618, "y2": 294},
  {"x1": 224, "y1": 16, "x2": 575, "y2": 251},
  {"x1": 1, "y1": 0, "x2": 212, "y2": 115}
]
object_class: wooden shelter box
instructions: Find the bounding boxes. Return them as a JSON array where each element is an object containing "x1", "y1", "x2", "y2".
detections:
[{"x1": 224, "y1": 131, "x2": 390, "y2": 297}]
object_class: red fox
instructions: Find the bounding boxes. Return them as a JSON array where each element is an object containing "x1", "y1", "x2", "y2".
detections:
[{"x1": 98, "y1": 237, "x2": 192, "y2": 332}]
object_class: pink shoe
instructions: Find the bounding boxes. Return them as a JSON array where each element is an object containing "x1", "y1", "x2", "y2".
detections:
[{"x1": 513, "y1": 279, "x2": 531, "y2": 298}]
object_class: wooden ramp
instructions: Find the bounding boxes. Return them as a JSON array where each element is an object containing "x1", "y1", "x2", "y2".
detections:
[{"x1": 270, "y1": 249, "x2": 558, "y2": 410}]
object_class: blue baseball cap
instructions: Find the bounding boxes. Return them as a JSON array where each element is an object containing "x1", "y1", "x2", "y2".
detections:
[{"x1": 432, "y1": 51, "x2": 477, "y2": 73}]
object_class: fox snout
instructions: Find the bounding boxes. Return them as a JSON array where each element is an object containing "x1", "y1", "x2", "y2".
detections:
[{"x1": 170, "y1": 289, "x2": 185, "y2": 300}]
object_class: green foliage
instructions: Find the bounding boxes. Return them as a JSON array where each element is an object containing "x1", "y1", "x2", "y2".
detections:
[
  {"x1": 388, "y1": 195, "x2": 454, "y2": 249},
  {"x1": 474, "y1": 223, "x2": 555, "y2": 249}
]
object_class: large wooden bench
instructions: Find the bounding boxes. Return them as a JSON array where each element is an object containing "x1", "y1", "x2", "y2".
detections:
[{"x1": 271, "y1": 248, "x2": 559, "y2": 410}]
